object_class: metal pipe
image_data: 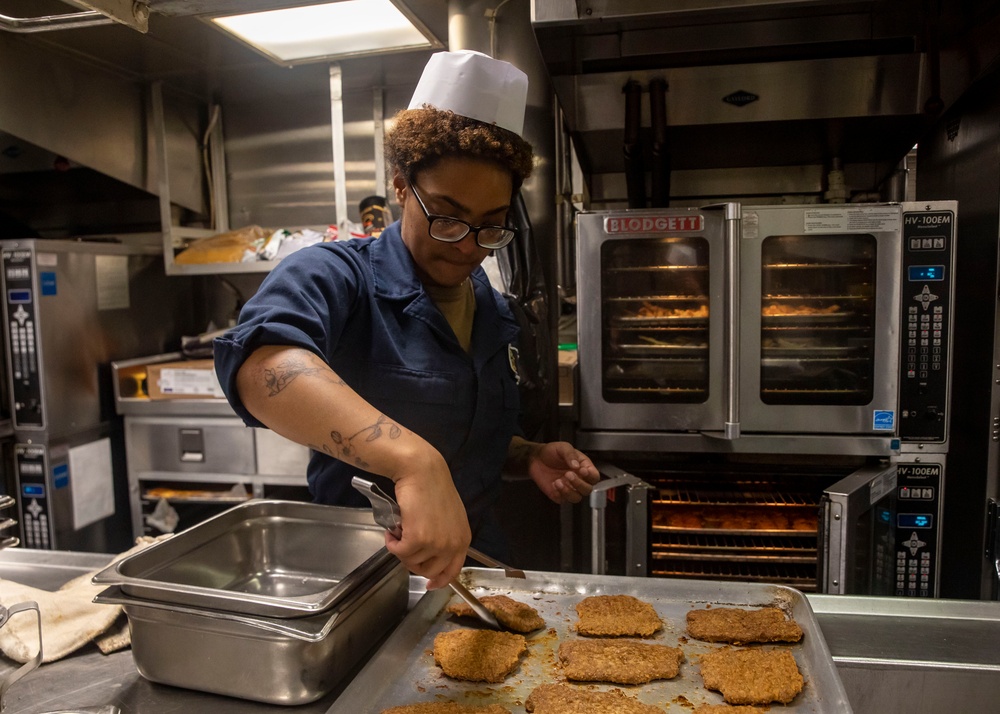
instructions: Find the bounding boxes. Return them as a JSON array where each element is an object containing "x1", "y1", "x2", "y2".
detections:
[
  {"x1": 623, "y1": 80, "x2": 646, "y2": 208},
  {"x1": 329, "y1": 63, "x2": 348, "y2": 234},
  {"x1": 649, "y1": 78, "x2": 670, "y2": 208},
  {"x1": 0, "y1": 10, "x2": 114, "y2": 33}
]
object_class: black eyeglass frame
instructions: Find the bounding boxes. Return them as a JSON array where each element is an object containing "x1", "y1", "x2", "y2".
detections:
[{"x1": 407, "y1": 181, "x2": 518, "y2": 250}]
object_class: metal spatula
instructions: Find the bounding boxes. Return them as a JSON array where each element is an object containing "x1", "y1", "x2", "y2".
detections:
[{"x1": 351, "y1": 476, "x2": 502, "y2": 630}]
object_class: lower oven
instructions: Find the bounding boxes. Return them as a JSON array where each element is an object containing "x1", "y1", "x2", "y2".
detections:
[{"x1": 581, "y1": 451, "x2": 944, "y2": 597}]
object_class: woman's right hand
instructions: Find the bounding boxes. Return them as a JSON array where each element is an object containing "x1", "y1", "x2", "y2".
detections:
[{"x1": 385, "y1": 447, "x2": 471, "y2": 590}]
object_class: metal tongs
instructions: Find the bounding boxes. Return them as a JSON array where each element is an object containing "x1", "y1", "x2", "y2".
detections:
[{"x1": 352, "y1": 476, "x2": 522, "y2": 630}]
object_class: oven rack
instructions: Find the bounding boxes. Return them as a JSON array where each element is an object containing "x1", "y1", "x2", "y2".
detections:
[
  {"x1": 650, "y1": 560, "x2": 818, "y2": 591},
  {"x1": 652, "y1": 487, "x2": 819, "y2": 506},
  {"x1": 652, "y1": 533, "x2": 818, "y2": 564}
]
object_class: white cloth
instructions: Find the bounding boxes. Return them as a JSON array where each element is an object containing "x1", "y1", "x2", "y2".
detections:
[{"x1": 0, "y1": 536, "x2": 169, "y2": 663}]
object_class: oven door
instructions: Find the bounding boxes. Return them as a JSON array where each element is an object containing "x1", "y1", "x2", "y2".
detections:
[
  {"x1": 576, "y1": 205, "x2": 738, "y2": 433},
  {"x1": 739, "y1": 204, "x2": 902, "y2": 435},
  {"x1": 820, "y1": 463, "x2": 898, "y2": 595}
]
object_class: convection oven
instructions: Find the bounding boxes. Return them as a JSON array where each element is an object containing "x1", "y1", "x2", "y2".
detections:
[
  {"x1": 574, "y1": 201, "x2": 957, "y2": 598},
  {"x1": 0, "y1": 239, "x2": 200, "y2": 553}
]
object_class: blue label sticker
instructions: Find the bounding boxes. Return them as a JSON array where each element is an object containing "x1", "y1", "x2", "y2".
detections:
[
  {"x1": 873, "y1": 410, "x2": 895, "y2": 431},
  {"x1": 53, "y1": 463, "x2": 68, "y2": 489},
  {"x1": 40, "y1": 271, "x2": 57, "y2": 296}
]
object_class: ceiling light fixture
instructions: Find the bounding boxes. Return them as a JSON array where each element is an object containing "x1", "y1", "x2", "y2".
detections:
[{"x1": 210, "y1": 0, "x2": 441, "y2": 65}]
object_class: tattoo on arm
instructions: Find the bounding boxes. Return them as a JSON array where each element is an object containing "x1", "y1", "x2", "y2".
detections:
[
  {"x1": 507, "y1": 439, "x2": 538, "y2": 471},
  {"x1": 263, "y1": 357, "x2": 344, "y2": 396},
  {"x1": 307, "y1": 443, "x2": 333, "y2": 457},
  {"x1": 327, "y1": 415, "x2": 402, "y2": 469}
]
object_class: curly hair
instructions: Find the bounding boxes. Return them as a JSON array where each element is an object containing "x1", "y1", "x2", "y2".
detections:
[{"x1": 385, "y1": 106, "x2": 534, "y2": 189}]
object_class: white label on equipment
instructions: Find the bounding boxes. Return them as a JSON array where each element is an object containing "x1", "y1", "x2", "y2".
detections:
[
  {"x1": 159, "y1": 368, "x2": 224, "y2": 397},
  {"x1": 869, "y1": 469, "x2": 897, "y2": 506},
  {"x1": 804, "y1": 206, "x2": 901, "y2": 233},
  {"x1": 69, "y1": 437, "x2": 114, "y2": 529},
  {"x1": 742, "y1": 211, "x2": 759, "y2": 240},
  {"x1": 96, "y1": 255, "x2": 130, "y2": 310}
]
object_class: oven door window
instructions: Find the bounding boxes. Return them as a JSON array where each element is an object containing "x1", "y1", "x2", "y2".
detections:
[
  {"x1": 760, "y1": 233, "x2": 877, "y2": 405},
  {"x1": 601, "y1": 237, "x2": 710, "y2": 404}
]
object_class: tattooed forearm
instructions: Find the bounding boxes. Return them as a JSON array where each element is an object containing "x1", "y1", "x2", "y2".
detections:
[
  {"x1": 326, "y1": 415, "x2": 403, "y2": 468},
  {"x1": 263, "y1": 358, "x2": 344, "y2": 396},
  {"x1": 307, "y1": 442, "x2": 333, "y2": 457},
  {"x1": 506, "y1": 438, "x2": 539, "y2": 471},
  {"x1": 352, "y1": 414, "x2": 402, "y2": 443}
]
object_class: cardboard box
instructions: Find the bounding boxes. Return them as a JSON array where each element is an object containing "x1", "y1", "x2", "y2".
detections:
[{"x1": 147, "y1": 359, "x2": 225, "y2": 400}]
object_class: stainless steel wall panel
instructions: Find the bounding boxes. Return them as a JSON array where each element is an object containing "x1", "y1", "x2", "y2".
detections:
[
  {"x1": 223, "y1": 84, "x2": 407, "y2": 231},
  {"x1": 254, "y1": 427, "x2": 309, "y2": 477},
  {"x1": 0, "y1": 34, "x2": 204, "y2": 213},
  {"x1": 125, "y1": 416, "x2": 256, "y2": 475}
]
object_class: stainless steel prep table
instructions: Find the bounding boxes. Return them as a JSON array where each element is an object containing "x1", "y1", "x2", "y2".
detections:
[{"x1": 1, "y1": 549, "x2": 999, "y2": 714}]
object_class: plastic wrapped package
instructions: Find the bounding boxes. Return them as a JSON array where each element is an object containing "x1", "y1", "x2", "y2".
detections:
[{"x1": 173, "y1": 225, "x2": 268, "y2": 264}]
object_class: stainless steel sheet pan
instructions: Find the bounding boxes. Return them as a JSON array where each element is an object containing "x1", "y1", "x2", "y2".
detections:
[{"x1": 333, "y1": 569, "x2": 851, "y2": 713}]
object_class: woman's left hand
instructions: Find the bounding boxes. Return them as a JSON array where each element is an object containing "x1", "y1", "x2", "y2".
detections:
[{"x1": 526, "y1": 441, "x2": 600, "y2": 504}]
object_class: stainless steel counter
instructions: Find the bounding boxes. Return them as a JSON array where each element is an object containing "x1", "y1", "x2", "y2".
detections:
[
  {"x1": 1, "y1": 549, "x2": 998, "y2": 714},
  {"x1": 807, "y1": 594, "x2": 1000, "y2": 714}
]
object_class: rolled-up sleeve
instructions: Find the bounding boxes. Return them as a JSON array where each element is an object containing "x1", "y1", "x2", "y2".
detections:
[{"x1": 213, "y1": 243, "x2": 362, "y2": 427}]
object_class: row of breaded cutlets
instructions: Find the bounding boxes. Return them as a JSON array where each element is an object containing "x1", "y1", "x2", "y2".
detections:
[{"x1": 380, "y1": 592, "x2": 807, "y2": 714}]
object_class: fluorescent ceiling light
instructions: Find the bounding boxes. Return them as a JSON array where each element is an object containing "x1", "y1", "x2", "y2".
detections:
[{"x1": 211, "y1": 1, "x2": 439, "y2": 65}]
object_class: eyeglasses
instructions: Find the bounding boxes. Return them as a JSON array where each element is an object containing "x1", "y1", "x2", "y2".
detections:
[{"x1": 407, "y1": 181, "x2": 517, "y2": 250}]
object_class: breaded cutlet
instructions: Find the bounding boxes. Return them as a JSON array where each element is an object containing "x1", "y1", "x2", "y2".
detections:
[
  {"x1": 445, "y1": 594, "x2": 545, "y2": 633},
  {"x1": 432, "y1": 628, "x2": 527, "y2": 683},
  {"x1": 525, "y1": 683, "x2": 664, "y2": 714},
  {"x1": 574, "y1": 594, "x2": 662, "y2": 637},
  {"x1": 693, "y1": 705, "x2": 767, "y2": 713},
  {"x1": 381, "y1": 703, "x2": 511, "y2": 714},
  {"x1": 687, "y1": 607, "x2": 803, "y2": 644},
  {"x1": 699, "y1": 648, "x2": 805, "y2": 705},
  {"x1": 558, "y1": 638, "x2": 683, "y2": 684}
]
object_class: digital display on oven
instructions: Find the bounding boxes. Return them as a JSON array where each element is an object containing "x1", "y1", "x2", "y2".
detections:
[
  {"x1": 898, "y1": 513, "x2": 933, "y2": 528},
  {"x1": 908, "y1": 265, "x2": 944, "y2": 281},
  {"x1": 7, "y1": 289, "x2": 31, "y2": 303},
  {"x1": 21, "y1": 483, "x2": 44, "y2": 498}
]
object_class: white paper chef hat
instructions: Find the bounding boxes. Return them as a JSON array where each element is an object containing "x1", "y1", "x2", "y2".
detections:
[{"x1": 407, "y1": 50, "x2": 528, "y2": 137}]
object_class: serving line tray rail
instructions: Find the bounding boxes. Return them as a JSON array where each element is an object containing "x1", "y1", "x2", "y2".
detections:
[{"x1": 332, "y1": 568, "x2": 852, "y2": 713}]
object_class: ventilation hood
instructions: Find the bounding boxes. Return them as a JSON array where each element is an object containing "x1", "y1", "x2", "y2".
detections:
[
  {"x1": 531, "y1": 0, "x2": 1000, "y2": 205},
  {"x1": 0, "y1": 0, "x2": 446, "y2": 237}
]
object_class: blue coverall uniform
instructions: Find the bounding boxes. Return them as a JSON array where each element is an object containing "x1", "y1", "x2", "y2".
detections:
[{"x1": 214, "y1": 221, "x2": 523, "y2": 557}]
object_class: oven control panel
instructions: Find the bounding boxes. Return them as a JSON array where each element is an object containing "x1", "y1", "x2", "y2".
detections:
[
  {"x1": 893, "y1": 462, "x2": 941, "y2": 597},
  {"x1": 898, "y1": 203, "x2": 956, "y2": 442},
  {"x1": 15, "y1": 444, "x2": 51, "y2": 549},
  {"x1": 1, "y1": 249, "x2": 43, "y2": 429}
]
